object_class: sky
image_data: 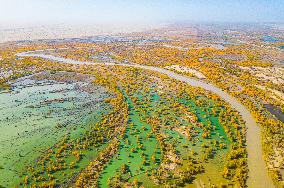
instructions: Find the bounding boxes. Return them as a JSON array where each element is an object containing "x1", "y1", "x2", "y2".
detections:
[{"x1": 0, "y1": 0, "x2": 283, "y2": 28}]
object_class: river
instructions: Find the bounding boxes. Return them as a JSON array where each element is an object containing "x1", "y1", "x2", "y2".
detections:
[{"x1": 17, "y1": 51, "x2": 274, "y2": 188}]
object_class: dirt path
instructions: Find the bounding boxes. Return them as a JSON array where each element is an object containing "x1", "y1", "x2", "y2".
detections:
[{"x1": 17, "y1": 51, "x2": 274, "y2": 187}]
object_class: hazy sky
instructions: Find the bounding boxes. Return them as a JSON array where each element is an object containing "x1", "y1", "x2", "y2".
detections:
[{"x1": 0, "y1": 0, "x2": 283, "y2": 27}]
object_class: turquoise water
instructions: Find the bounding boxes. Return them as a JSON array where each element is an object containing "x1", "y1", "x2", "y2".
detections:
[
  {"x1": 262, "y1": 36, "x2": 277, "y2": 42},
  {"x1": 262, "y1": 35, "x2": 284, "y2": 43},
  {"x1": 98, "y1": 88, "x2": 232, "y2": 187}
]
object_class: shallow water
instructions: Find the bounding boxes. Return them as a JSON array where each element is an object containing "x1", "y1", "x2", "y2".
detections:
[{"x1": 0, "y1": 77, "x2": 109, "y2": 186}]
